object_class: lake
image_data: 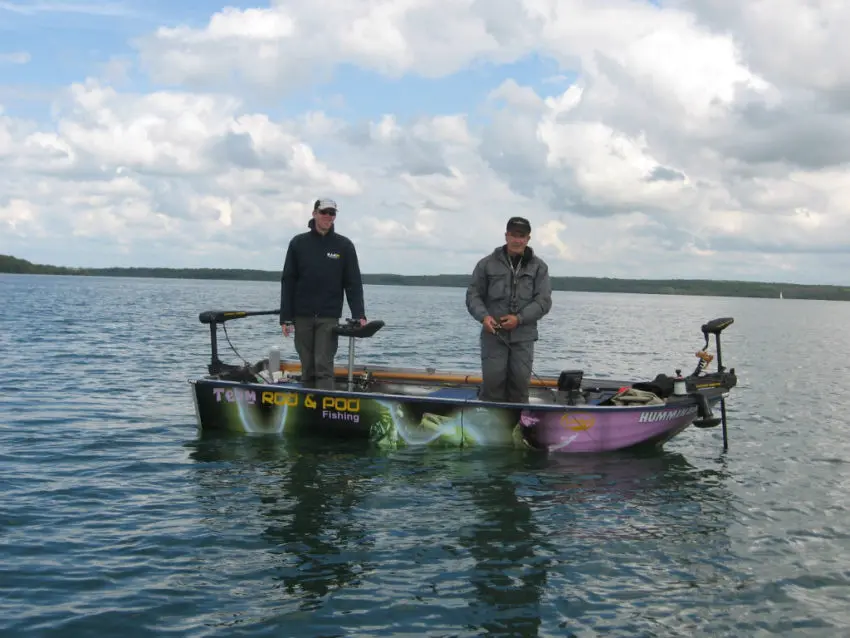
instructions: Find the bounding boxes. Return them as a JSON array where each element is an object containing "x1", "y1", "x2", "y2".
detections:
[{"x1": 2, "y1": 274, "x2": 849, "y2": 636}]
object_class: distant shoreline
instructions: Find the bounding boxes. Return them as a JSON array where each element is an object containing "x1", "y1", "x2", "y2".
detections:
[{"x1": 2, "y1": 254, "x2": 849, "y2": 301}]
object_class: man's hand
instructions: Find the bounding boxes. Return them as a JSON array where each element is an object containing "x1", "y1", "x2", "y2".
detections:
[
  {"x1": 482, "y1": 315, "x2": 499, "y2": 334},
  {"x1": 359, "y1": 317, "x2": 367, "y2": 327},
  {"x1": 281, "y1": 323, "x2": 293, "y2": 337},
  {"x1": 498, "y1": 314, "x2": 519, "y2": 331}
]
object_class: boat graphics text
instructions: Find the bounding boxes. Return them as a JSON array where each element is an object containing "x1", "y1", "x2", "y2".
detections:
[
  {"x1": 637, "y1": 405, "x2": 697, "y2": 423},
  {"x1": 212, "y1": 387, "x2": 361, "y2": 421}
]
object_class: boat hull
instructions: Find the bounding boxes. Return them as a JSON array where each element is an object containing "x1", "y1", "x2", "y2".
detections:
[{"x1": 190, "y1": 379, "x2": 719, "y2": 454}]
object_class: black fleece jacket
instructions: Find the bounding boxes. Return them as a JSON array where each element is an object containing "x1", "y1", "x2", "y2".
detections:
[{"x1": 279, "y1": 219, "x2": 366, "y2": 323}]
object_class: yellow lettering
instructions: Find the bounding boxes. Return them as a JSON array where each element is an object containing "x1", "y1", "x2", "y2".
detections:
[
  {"x1": 261, "y1": 391, "x2": 300, "y2": 407},
  {"x1": 305, "y1": 394, "x2": 317, "y2": 409},
  {"x1": 320, "y1": 396, "x2": 360, "y2": 412}
]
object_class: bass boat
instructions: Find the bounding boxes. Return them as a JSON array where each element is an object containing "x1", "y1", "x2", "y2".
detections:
[{"x1": 190, "y1": 311, "x2": 738, "y2": 453}]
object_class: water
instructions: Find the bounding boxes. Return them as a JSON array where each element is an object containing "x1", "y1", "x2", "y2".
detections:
[{"x1": 2, "y1": 274, "x2": 849, "y2": 636}]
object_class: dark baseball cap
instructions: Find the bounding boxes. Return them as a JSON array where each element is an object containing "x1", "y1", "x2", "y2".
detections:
[{"x1": 506, "y1": 216, "x2": 531, "y2": 234}]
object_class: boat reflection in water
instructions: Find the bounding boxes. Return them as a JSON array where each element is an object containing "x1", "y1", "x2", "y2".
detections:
[{"x1": 186, "y1": 433, "x2": 734, "y2": 635}]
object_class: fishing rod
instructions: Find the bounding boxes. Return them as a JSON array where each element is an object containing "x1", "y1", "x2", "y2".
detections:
[
  {"x1": 488, "y1": 320, "x2": 591, "y2": 407},
  {"x1": 491, "y1": 323, "x2": 547, "y2": 385}
]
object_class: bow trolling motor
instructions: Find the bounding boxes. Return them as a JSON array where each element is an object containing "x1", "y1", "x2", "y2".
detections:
[
  {"x1": 687, "y1": 317, "x2": 737, "y2": 450},
  {"x1": 199, "y1": 309, "x2": 281, "y2": 376},
  {"x1": 198, "y1": 310, "x2": 386, "y2": 389}
]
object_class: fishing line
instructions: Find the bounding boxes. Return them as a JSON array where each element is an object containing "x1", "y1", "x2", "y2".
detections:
[
  {"x1": 221, "y1": 321, "x2": 253, "y2": 369},
  {"x1": 491, "y1": 323, "x2": 549, "y2": 389},
  {"x1": 492, "y1": 321, "x2": 603, "y2": 450}
]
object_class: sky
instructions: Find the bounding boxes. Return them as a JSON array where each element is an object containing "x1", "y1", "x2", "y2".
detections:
[{"x1": 1, "y1": 0, "x2": 850, "y2": 284}]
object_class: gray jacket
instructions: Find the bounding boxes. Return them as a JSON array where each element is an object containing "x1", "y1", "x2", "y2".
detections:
[{"x1": 466, "y1": 246, "x2": 553, "y2": 342}]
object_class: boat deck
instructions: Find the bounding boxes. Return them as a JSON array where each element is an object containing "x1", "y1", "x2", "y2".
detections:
[
  {"x1": 257, "y1": 363, "x2": 640, "y2": 406},
  {"x1": 207, "y1": 358, "x2": 722, "y2": 408}
]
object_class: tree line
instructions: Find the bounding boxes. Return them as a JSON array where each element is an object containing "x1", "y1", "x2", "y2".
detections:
[{"x1": 3, "y1": 254, "x2": 849, "y2": 301}]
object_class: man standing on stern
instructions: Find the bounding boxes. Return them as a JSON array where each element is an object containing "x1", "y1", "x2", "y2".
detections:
[
  {"x1": 465, "y1": 216, "x2": 552, "y2": 403},
  {"x1": 280, "y1": 198, "x2": 367, "y2": 390}
]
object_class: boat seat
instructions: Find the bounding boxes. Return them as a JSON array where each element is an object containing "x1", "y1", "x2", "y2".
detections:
[{"x1": 333, "y1": 320, "x2": 385, "y2": 339}]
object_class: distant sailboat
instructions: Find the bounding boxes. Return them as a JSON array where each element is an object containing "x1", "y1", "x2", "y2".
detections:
[{"x1": 780, "y1": 291, "x2": 784, "y2": 299}]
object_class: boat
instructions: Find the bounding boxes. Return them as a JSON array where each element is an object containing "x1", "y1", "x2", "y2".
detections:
[{"x1": 189, "y1": 310, "x2": 738, "y2": 454}]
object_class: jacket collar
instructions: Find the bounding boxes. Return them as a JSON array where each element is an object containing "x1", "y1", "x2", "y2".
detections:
[
  {"x1": 308, "y1": 218, "x2": 335, "y2": 236},
  {"x1": 498, "y1": 245, "x2": 533, "y2": 268}
]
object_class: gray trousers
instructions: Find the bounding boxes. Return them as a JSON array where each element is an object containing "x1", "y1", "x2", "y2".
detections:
[
  {"x1": 479, "y1": 331, "x2": 535, "y2": 403},
  {"x1": 293, "y1": 317, "x2": 340, "y2": 390}
]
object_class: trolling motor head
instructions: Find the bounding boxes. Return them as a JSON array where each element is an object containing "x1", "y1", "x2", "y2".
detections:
[
  {"x1": 700, "y1": 317, "x2": 734, "y2": 351},
  {"x1": 701, "y1": 317, "x2": 734, "y2": 336},
  {"x1": 692, "y1": 316, "x2": 734, "y2": 377}
]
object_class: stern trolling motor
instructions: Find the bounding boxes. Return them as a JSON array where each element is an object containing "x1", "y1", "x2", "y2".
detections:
[
  {"x1": 687, "y1": 317, "x2": 737, "y2": 450},
  {"x1": 332, "y1": 319, "x2": 386, "y2": 391}
]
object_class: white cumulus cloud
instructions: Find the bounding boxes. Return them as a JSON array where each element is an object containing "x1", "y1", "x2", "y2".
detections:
[{"x1": 1, "y1": 0, "x2": 849, "y2": 284}]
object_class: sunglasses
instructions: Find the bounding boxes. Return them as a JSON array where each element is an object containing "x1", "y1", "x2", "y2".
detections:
[{"x1": 317, "y1": 209, "x2": 336, "y2": 217}]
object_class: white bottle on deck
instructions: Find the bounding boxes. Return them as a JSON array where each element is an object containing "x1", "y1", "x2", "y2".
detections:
[
  {"x1": 673, "y1": 369, "x2": 687, "y2": 396},
  {"x1": 268, "y1": 347, "x2": 281, "y2": 381}
]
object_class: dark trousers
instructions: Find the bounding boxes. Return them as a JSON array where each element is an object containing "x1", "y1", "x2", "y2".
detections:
[
  {"x1": 293, "y1": 317, "x2": 340, "y2": 390},
  {"x1": 479, "y1": 331, "x2": 535, "y2": 403}
]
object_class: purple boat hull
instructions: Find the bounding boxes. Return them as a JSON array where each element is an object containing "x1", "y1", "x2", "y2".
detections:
[{"x1": 517, "y1": 403, "x2": 702, "y2": 453}]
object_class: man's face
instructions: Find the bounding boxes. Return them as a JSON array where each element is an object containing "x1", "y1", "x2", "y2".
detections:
[
  {"x1": 505, "y1": 229, "x2": 530, "y2": 255},
  {"x1": 312, "y1": 207, "x2": 336, "y2": 233}
]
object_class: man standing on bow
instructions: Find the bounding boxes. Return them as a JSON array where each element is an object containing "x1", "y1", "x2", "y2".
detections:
[
  {"x1": 280, "y1": 198, "x2": 367, "y2": 390},
  {"x1": 465, "y1": 216, "x2": 553, "y2": 403}
]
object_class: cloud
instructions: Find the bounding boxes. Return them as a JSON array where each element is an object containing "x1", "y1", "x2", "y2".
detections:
[
  {"x1": 2, "y1": 0, "x2": 850, "y2": 284},
  {"x1": 667, "y1": 0, "x2": 850, "y2": 92},
  {"x1": 134, "y1": 0, "x2": 532, "y2": 92}
]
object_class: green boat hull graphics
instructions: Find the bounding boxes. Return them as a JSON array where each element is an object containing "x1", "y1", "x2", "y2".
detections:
[{"x1": 192, "y1": 380, "x2": 522, "y2": 448}]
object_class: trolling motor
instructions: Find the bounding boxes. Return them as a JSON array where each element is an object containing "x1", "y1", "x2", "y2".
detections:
[
  {"x1": 332, "y1": 319, "x2": 386, "y2": 391},
  {"x1": 692, "y1": 317, "x2": 733, "y2": 376},
  {"x1": 198, "y1": 309, "x2": 280, "y2": 376},
  {"x1": 687, "y1": 317, "x2": 736, "y2": 449}
]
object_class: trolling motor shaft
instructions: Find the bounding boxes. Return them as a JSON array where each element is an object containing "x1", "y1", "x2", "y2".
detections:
[{"x1": 693, "y1": 317, "x2": 735, "y2": 450}]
